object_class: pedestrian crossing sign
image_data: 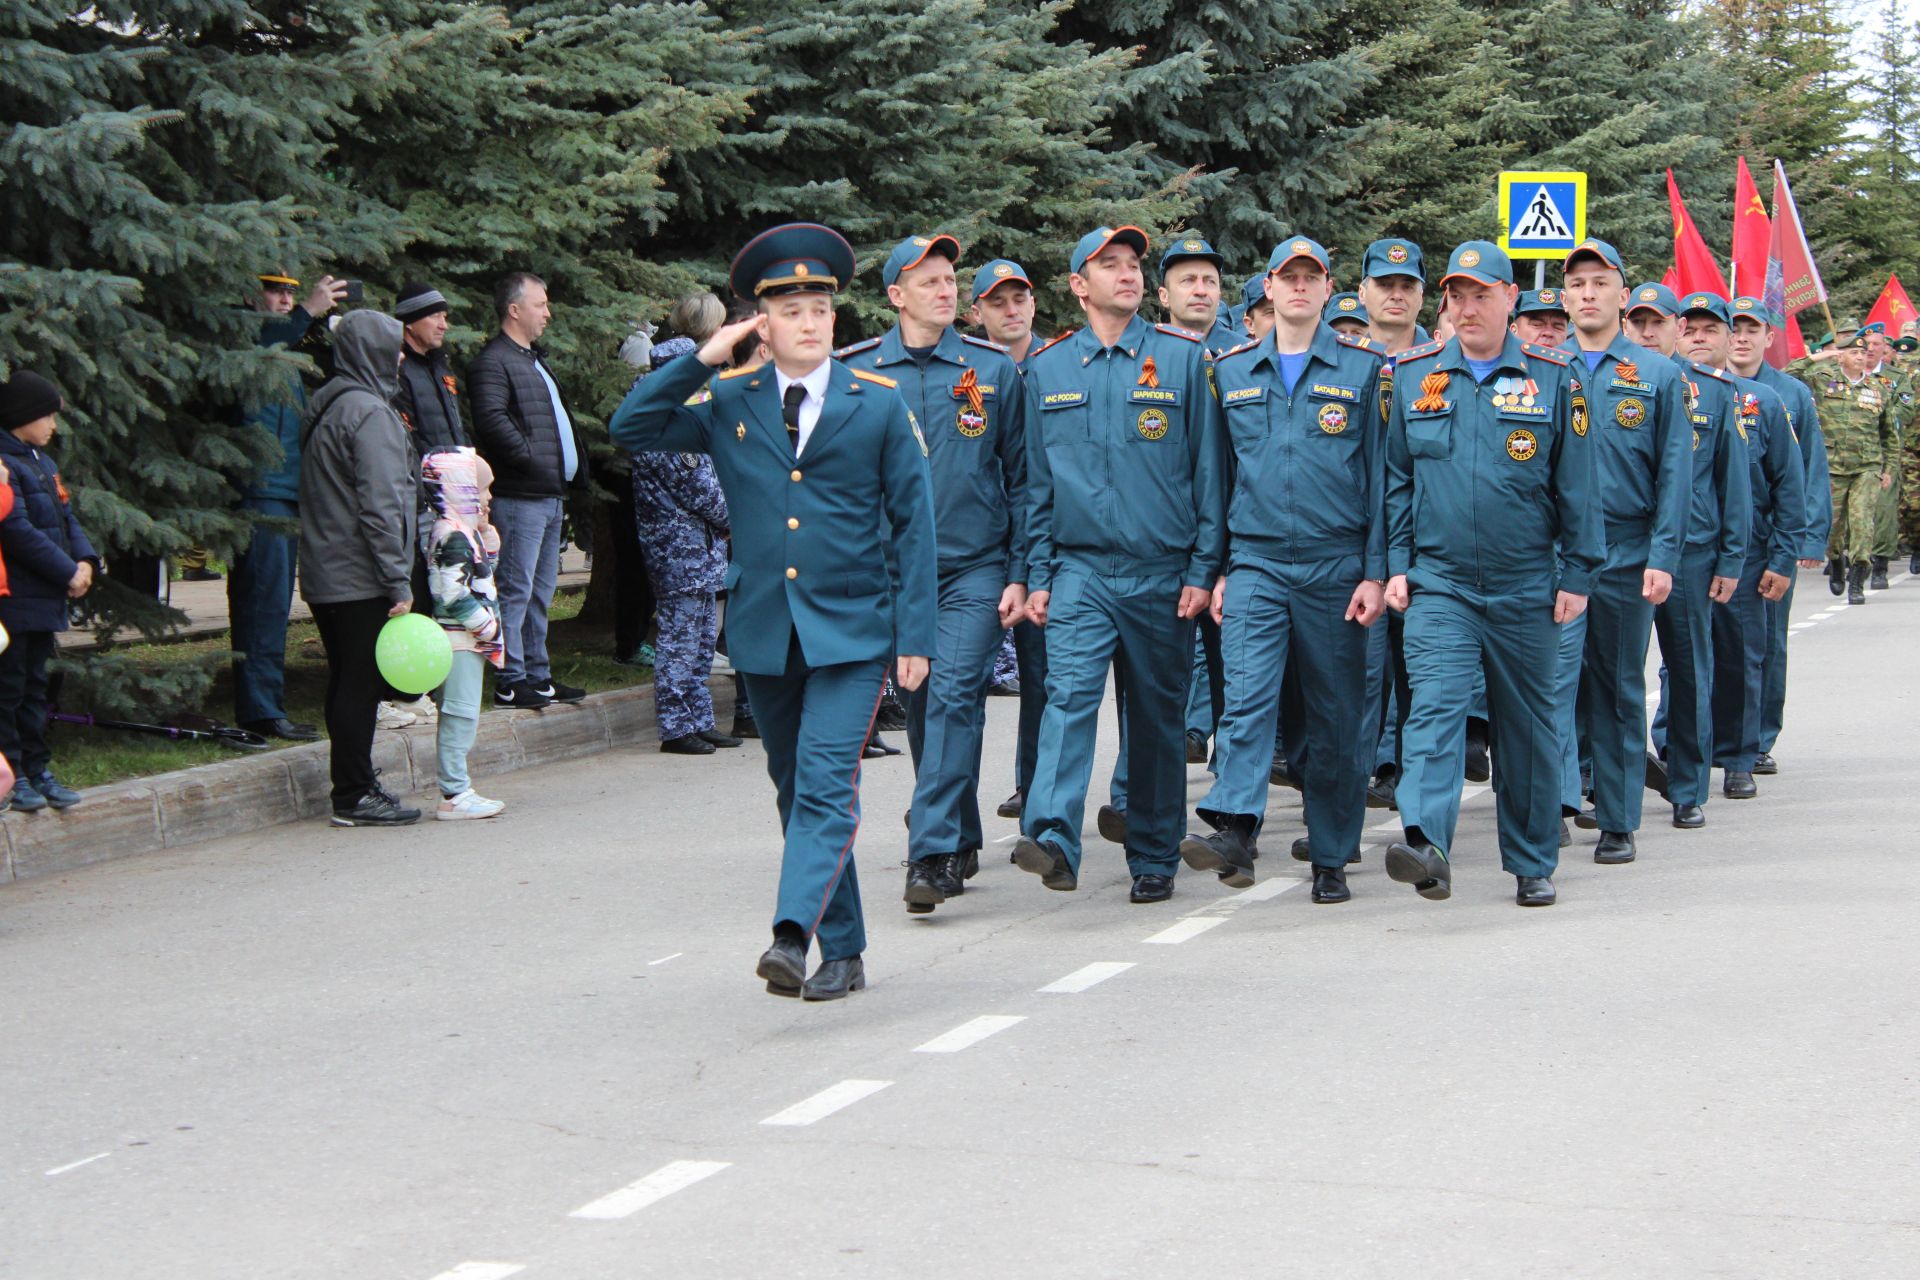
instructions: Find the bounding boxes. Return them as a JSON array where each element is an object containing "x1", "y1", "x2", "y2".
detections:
[{"x1": 1498, "y1": 171, "x2": 1588, "y2": 260}]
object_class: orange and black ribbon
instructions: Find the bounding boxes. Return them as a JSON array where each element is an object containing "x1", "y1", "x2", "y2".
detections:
[
  {"x1": 1412, "y1": 370, "x2": 1450, "y2": 412},
  {"x1": 1139, "y1": 356, "x2": 1159, "y2": 389},
  {"x1": 1615, "y1": 358, "x2": 1638, "y2": 385},
  {"x1": 954, "y1": 367, "x2": 984, "y2": 417}
]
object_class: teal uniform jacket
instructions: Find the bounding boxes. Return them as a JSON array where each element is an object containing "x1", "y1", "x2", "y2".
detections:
[
  {"x1": 835, "y1": 327, "x2": 1027, "y2": 582},
  {"x1": 1202, "y1": 314, "x2": 1244, "y2": 355},
  {"x1": 1213, "y1": 326, "x2": 1388, "y2": 576},
  {"x1": 1023, "y1": 316, "x2": 1228, "y2": 593},
  {"x1": 1680, "y1": 363, "x2": 1755, "y2": 577},
  {"x1": 1575, "y1": 337, "x2": 1692, "y2": 575},
  {"x1": 1385, "y1": 334, "x2": 1603, "y2": 596},
  {"x1": 1752, "y1": 363, "x2": 1832, "y2": 559},
  {"x1": 607, "y1": 355, "x2": 938, "y2": 675},
  {"x1": 1731, "y1": 376, "x2": 1808, "y2": 576}
]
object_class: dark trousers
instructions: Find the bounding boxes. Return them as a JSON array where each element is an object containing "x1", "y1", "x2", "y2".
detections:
[
  {"x1": 310, "y1": 597, "x2": 394, "y2": 807},
  {"x1": 229, "y1": 498, "x2": 298, "y2": 725},
  {"x1": 0, "y1": 630, "x2": 58, "y2": 779},
  {"x1": 607, "y1": 491, "x2": 654, "y2": 660}
]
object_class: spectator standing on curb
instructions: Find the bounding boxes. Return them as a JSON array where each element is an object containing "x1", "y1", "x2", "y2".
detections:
[
  {"x1": 298, "y1": 311, "x2": 421, "y2": 828},
  {"x1": 467, "y1": 272, "x2": 589, "y2": 711},
  {"x1": 0, "y1": 371, "x2": 99, "y2": 812},
  {"x1": 422, "y1": 447, "x2": 507, "y2": 820},
  {"x1": 632, "y1": 293, "x2": 740, "y2": 756},
  {"x1": 229, "y1": 269, "x2": 346, "y2": 742}
]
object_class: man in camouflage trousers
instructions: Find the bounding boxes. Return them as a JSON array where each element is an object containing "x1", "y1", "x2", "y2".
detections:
[{"x1": 1792, "y1": 330, "x2": 1893, "y2": 605}]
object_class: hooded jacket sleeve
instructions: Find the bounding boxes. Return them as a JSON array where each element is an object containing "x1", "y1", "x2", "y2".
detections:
[{"x1": 352, "y1": 403, "x2": 420, "y2": 604}]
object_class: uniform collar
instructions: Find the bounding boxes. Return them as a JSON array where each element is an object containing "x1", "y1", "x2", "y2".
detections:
[
  {"x1": 1436, "y1": 332, "x2": 1530, "y2": 377},
  {"x1": 876, "y1": 324, "x2": 968, "y2": 367},
  {"x1": 1071, "y1": 312, "x2": 1151, "y2": 362},
  {"x1": 1250, "y1": 321, "x2": 1343, "y2": 373},
  {"x1": 774, "y1": 359, "x2": 832, "y2": 406}
]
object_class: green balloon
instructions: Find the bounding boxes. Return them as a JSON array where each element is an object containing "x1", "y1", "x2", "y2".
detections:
[{"x1": 375, "y1": 612, "x2": 454, "y2": 696}]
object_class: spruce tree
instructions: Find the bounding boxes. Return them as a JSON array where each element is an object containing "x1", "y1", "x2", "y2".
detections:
[{"x1": 1822, "y1": 2, "x2": 1920, "y2": 314}]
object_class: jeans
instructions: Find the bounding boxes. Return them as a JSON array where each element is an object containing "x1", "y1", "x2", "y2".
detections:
[
  {"x1": 435, "y1": 649, "x2": 486, "y2": 796},
  {"x1": 491, "y1": 494, "x2": 564, "y2": 686}
]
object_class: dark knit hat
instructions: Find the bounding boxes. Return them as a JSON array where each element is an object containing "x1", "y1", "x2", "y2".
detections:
[
  {"x1": 393, "y1": 281, "x2": 450, "y2": 323},
  {"x1": 0, "y1": 371, "x2": 63, "y2": 432}
]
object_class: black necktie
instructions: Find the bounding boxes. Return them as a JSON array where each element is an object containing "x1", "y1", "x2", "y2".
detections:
[{"x1": 782, "y1": 383, "x2": 806, "y2": 455}]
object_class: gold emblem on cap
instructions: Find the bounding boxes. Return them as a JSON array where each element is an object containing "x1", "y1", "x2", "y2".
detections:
[
  {"x1": 1292, "y1": 240, "x2": 1310, "y2": 255},
  {"x1": 1691, "y1": 295, "x2": 1708, "y2": 307},
  {"x1": 1736, "y1": 298, "x2": 1753, "y2": 309},
  {"x1": 1184, "y1": 239, "x2": 1203, "y2": 251},
  {"x1": 1540, "y1": 290, "x2": 1556, "y2": 304},
  {"x1": 794, "y1": 263, "x2": 810, "y2": 277},
  {"x1": 1460, "y1": 249, "x2": 1481, "y2": 267},
  {"x1": 993, "y1": 264, "x2": 1012, "y2": 277},
  {"x1": 1387, "y1": 244, "x2": 1409, "y2": 263},
  {"x1": 1339, "y1": 297, "x2": 1357, "y2": 311},
  {"x1": 913, "y1": 237, "x2": 931, "y2": 246},
  {"x1": 1640, "y1": 288, "x2": 1657, "y2": 300}
]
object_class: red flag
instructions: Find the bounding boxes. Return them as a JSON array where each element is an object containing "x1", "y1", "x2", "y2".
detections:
[
  {"x1": 1666, "y1": 170, "x2": 1726, "y2": 298},
  {"x1": 1865, "y1": 274, "x2": 1916, "y2": 336},
  {"x1": 1784, "y1": 313, "x2": 1807, "y2": 362},
  {"x1": 1769, "y1": 160, "x2": 1826, "y2": 315},
  {"x1": 1730, "y1": 157, "x2": 1770, "y2": 300}
]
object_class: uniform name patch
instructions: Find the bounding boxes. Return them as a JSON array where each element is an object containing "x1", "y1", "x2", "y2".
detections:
[
  {"x1": 1130, "y1": 388, "x2": 1180, "y2": 405},
  {"x1": 1041, "y1": 391, "x2": 1086, "y2": 409},
  {"x1": 952, "y1": 384, "x2": 997, "y2": 399},
  {"x1": 1309, "y1": 383, "x2": 1357, "y2": 401},
  {"x1": 1222, "y1": 386, "x2": 1265, "y2": 406}
]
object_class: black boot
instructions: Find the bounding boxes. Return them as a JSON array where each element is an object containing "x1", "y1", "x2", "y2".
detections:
[
  {"x1": 903, "y1": 859, "x2": 946, "y2": 914},
  {"x1": 1848, "y1": 561, "x2": 1868, "y2": 605},
  {"x1": 1178, "y1": 813, "x2": 1257, "y2": 888},
  {"x1": 1828, "y1": 557, "x2": 1846, "y2": 596},
  {"x1": 1870, "y1": 555, "x2": 1890, "y2": 590}
]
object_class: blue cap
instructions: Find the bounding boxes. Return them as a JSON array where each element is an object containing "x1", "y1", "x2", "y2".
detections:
[
  {"x1": 1324, "y1": 292, "x2": 1369, "y2": 325},
  {"x1": 1515, "y1": 288, "x2": 1568, "y2": 318},
  {"x1": 1160, "y1": 235, "x2": 1225, "y2": 275},
  {"x1": 1441, "y1": 241, "x2": 1512, "y2": 288},
  {"x1": 971, "y1": 258, "x2": 1031, "y2": 299},
  {"x1": 1679, "y1": 291, "x2": 1732, "y2": 324},
  {"x1": 1362, "y1": 238, "x2": 1423, "y2": 281},
  {"x1": 1071, "y1": 225, "x2": 1149, "y2": 275},
  {"x1": 1627, "y1": 282, "x2": 1679, "y2": 317},
  {"x1": 729, "y1": 223, "x2": 857, "y2": 300},
  {"x1": 1563, "y1": 238, "x2": 1624, "y2": 274},
  {"x1": 1266, "y1": 236, "x2": 1331, "y2": 274},
  {"x1": 882, "y1": 233, "x2": 960, "y2": 288},
  {"x1": 1240, "y1": 274, "x2": 1270, "y2": 311},
  {"x1": 1730, "y1": 295, "x2": 1778, "y2": 327}
]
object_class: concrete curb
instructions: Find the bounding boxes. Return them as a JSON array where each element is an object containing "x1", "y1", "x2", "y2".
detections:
[{"x1": 0, "y1": 678, "x2": 731, "y2": 884}]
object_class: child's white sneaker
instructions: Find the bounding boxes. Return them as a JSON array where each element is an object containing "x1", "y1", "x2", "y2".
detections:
[
  {"x1": 437, "y1": 789, "x2": 505, "y2": 820},
  {"x1": 376, "y1": 701, "x2": 419, "y2": 729}
]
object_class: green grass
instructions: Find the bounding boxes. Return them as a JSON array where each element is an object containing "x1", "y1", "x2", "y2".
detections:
[{"x1": 50, "y1": 587, "x2": 653, "y2": 789}]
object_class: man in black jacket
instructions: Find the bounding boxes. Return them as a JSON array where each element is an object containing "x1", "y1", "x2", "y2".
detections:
[
  {"x1": 393, "y1": 282, "x2": 467, "y2": 458},
  {"x1": 466, "y1": 272, "x2": 589, "y2": 709}
]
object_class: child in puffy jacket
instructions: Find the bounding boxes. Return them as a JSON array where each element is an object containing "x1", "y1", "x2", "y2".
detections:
[
  {"x1": 0, "y1": 371, "x2": 98, "y2": 813},
  {"x1": 422, "y1": 447, "x2": 506, "y2": 820}
]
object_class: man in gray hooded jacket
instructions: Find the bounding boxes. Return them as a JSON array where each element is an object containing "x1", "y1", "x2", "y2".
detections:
[{"x1": 299, "y1": 309, "x2": 422, "y2": 826}]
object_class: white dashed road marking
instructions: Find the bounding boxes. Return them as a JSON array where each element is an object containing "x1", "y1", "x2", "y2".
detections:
[
  {"x1": 760, "y1": 1079, "x2": 893, "y2": 1127},
  {"x1": 913, "y1": 1015, "x2": 1025, "y2": 1053},
  {"x1": 429, "y1": 1264, "x2": 526, "y2": 1280},
  {"x1": 44, "y1": 1153, "x2": 109, "y2": 1176},
  {"x1": 1143, "y1": 916, "x2": 1226, "y2": 945},
  {"x1": 569, "y1": 1160, "x2": 732, "y2": 1220},
  {"x1": 1038, "y1": 961, "x2": 1135, "y2": 993}
]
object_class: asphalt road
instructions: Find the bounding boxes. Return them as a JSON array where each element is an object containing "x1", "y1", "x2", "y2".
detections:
[{"x1": 3, "y1": 567, "x2": 1916, "y2": 1279}]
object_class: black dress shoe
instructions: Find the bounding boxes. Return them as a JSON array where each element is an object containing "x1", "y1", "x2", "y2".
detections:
[
  {"x1": 244, "y1": 717, "x2": 320, "y2": 742},
  {"x1": 1645, "y1": 750, "x2": 1670, "y2": 799},
  {"x1": 1311, "y1": 866, "x2": 1351, "y2": 904},
  {"x1": 1559, "y1": 818, "x2": 1572, "y2": 848},
  {"x1": 1515, "y1": 876, "x2": 1556, "y2": 906},
  {"x1": 1594, "y1": 830, "x2": 1636, "y2": 864},
  {"x1": 863, "y1": 732, "x2": 902, "y2": 758},
  {"x1": 961, "y1": 847, "x2": 980, "y2": 880},
  {"x1": 1096, "y1": 804, "x2": 1129, "y2": 845},
  {"x1": 1269, "y1": 754, "x2": 1301, "y2": 790},
  {"x1": 1178, "y1": 818, "x2": 1256, "y2": 888},
  {"x1": 731, "y1": 714, "x2": 760, "y2": 739},
  {"x1": 1723, "y1": 770, "x2": 1757, "y2": 799},
  {"x1": 903, "y1": 859, "x2": 946, "y2": 914},
  {"x1": 996, "y1": 789, "x2": 1024, "y2": 819},
  {"x1": 1573, "y1": 805, "x2": 1599, "y2": 830},
  {"x1": 661, "y1": 733, "x2": 715, "y2": 755},
  {"x1": 1366, "y1": 771, "x2": 1398, "y2": 809},
  {"x1": 1289, "y1": 835, "x2": 1359, "y2": 865},
  {"x1": 1012, "y1": 836, "x2": 1076, "y2": 890},
  {"x1": 699, "y1": 728, "x2": 743, "y2": 748},
  {"x1": 1752, "y1": 752, "x2": 1777, "y2": 776},
  {"x1": 929, "y1": 852, "x2": 966, "y2": 898},
  {"x1": 1384, "y1": 839, "x2": 1451, "y2": 900},
  {"x1": 1672, "y1": 803, "x2": 1705, "y2": 828},
  {"x1": 875, "y1": 694, "x2": 907, "y2": 731},
  {"x1": 803, "y1": 955, "x2": 866, "y2": 1001},
  {"x1": 757, "y1": 935, "x2": 808, "y2": 996},
  {"x1": 1129, "y1": 873, "x2": 1174, "y2": 903},
  {"x1": 1463, "y1": 721, "x2": 1491, "y2": 783},
  {"x1": 1185, "y1": 729, "x2": 1209, "y2": 764}
]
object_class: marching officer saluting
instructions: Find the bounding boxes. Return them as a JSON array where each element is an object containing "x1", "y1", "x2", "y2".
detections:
[
  {"x1": 1382, "y1": 241, "x2": 1602, "y2": 907},
  {"x1": 1178, "y1": 237, "x2": 1388, "y2": 905},
  {"x1": 1013, "y1": 225, "x2": 1227, "y2": 904},
  {"x1": 608, "y1": 224, "x2": 937, "y2": 1000},
  {"x1": 837, "y1": 234, "x2": 1028, "y2": 915}
]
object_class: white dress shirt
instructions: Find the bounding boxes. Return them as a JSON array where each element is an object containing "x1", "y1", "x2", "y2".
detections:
[{"x1": 775, "y1": 360, "x2": 833, "y2": 457}]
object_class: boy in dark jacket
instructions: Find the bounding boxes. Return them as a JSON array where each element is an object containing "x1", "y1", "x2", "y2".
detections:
[{"x1": 0, "y1": 371, "x2": 100, "y2": 812}]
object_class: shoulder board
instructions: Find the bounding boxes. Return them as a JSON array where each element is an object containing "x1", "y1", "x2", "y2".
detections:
[
  {"x1": 851, "y1": 368, "x2": 898, "y2": 389},
  {"x1": 1216, "y1": 338, "x2": 1262, "y2": 362},
  {"x1": 961, "y1": 334, "x2": 1009, "y2": 353},
  {"x1": 1336, "y1": 333, "x2": 1386, "y2": 357},
  {"x1": 1691, "y1": 362, "x2": 1731, "y2": 383},
  {"x1": 1522, "y1": 342, "x2": 1570, "y2": 366},
  {"x1": 1030, "y1": 329, "x2": 1079, "y2": 360},
  {"x1": 716, "y1": 366, "x2": 754, "y2": 381},
  {"x1": 1155, "y1": 323, "x2": 1204, "y2": 343},
  {"x1": 1397, "y1": 339, "x2": 1446, "y2": 362},
  {"x1": 833, "y1": 337, "x2": 882, "y2": 359}
]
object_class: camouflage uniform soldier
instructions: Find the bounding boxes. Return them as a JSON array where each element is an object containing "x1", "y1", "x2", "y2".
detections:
[
  {"x1": 1791, "y1": 330, "x2": 1893, "y2": 605},
  {"x1": 1867, "y1": 332, "x2": 1915, "y2": 588}
]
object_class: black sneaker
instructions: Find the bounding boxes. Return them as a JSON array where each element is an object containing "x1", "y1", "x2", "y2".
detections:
[
  {"x1": 331, "y1": 789, "x2": 421, "y2": 827},
  {"x1": 30, "y1": 772, "x2": 82, "y2": 809},
  {"x1": 537, "y1": 679, "x2": 587, "y2": 705},
  {"x1": 495, "y1": 681, "x2": 551, "y2": 710}
]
